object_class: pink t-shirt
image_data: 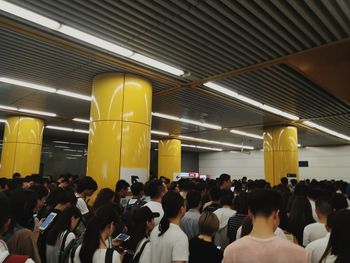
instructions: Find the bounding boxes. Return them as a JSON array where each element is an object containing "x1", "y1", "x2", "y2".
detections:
[{"x1": 224, "y1": 236, "x2": 310, "y2": 263}]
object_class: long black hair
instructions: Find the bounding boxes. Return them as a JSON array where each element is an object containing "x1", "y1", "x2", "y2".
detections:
[
  {"x1": 91, "y1": 188, "x2": 115, "y2": 214},
  {"x1": 46, "y1": 206, "x2": 81, "y2": 245},
  {"x1": 320, "y1": 209, "x2": 350, "y2": 263},
  {"x1": 79, "y1": 204, "x2": 119, "y2": 263},
  {"x1": 159, "y1": 190, "x2": 184, "y2": 236}
]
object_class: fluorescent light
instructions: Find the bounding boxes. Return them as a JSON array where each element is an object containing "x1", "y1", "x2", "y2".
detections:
[
  {"x1": 63, "y1": 149, "x2": 81, "y2": 152},
  {"x1": 19, "y1": 108, "x2": 57, "y2": 117},
  {"x1": 130, "y1": 53, "x2": 184, "y2": 76},
  {"x1": 56, "y1": 90, "x2": 92, "y2": 101},
  {"x1": 151, "y1": 140, "x2": 159, "y2": 143},
  {"x1": 298, "y1": 144, "x2": 302, "y2": 147},
  {"x1": 46, "y1": 126, "x2": 73, "y2": 132},
  {"x1": 152, "y1": 112, "x2": 221, "y2": 130},
  {"x1": 0, "y1": 104, "x2": 18, "y2": 111},
  {"x1": 0, "y1": 119, "x2": 6, "y2": 123},
  {"x1": 73, "y1": 129, "x2": 89, "y2": 134},
  {"x1": 66, "y1": 154, "x2": 83, "y2": 157},
  {"x1": 0, "y1": 77, "x2": 56, "y2": 93},
  {"x1": 303, "y1": 121, "x2": 350, "y2": 141},
  {"x1": 182, "y1": 144, "x2": 222, "y2": 151},
  {"x1": 54, "y1": 145, "x2": 70, "y2": 149},
  {"x1": 204, "y1": 82, "x2": 299, "y2": 121},
  {"x1": 58, "y1": 25, "x2": 134, "y2": 57},
  {"x1": 70, "y1": 142, "x2": 86, "y2": 146},
  {"x1": 230, "y1": 129, "x2": 263, "y2": 140},
  {"x1": 66, "y1": 157, "x2": 77, "y2": 160},
  {"x1": 53, "y1": 141, "x2": 70, "y2": 144},
  {"x1": 179, "y1": 135, "x2": 254, "y2": 150},
  {"x1": 73, "y1": 118, "x2": 90, "y2": 123},
  {"x1": 0, "y1": 0, "x2": 61, "y2": 30},
  {"x1": 151, "y1": 130, "x2": 169, "y2": 136}
]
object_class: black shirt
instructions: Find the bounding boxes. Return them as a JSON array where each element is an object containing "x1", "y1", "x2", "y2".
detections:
[
  {"x1": 203, "y1": 203, "x2": 221, "y2": 213},
  {"x1": 189, "y1": 237, "x2": 223, "y2": 263}
]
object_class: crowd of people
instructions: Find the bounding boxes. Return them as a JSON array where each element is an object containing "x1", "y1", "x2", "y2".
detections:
[{"x1": 0, "y1": 172, "x2": 350, "y2": 263}]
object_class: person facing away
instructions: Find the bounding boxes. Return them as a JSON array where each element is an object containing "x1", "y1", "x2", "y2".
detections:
[
  {"x1": 71, "y1": 204, "x2": 122, "y2": 263},
  {"x1": 91, "y1": 188, "x2": 115, "y2": 215},
  {"x1": 150, "y1": 190, "x2": 189, "y2": 263},
  {"x1": 203, "y1": 187, "x2": 221, "y2": 213},
  {"x1": 319, "y1": 209, "x2": 350, "y2": 263},
  {"x1": 305, "y1": 212, "x2": 336, "y2": 263},
  {"x1": 227, "y1": 191, "x2": 249, "y2": 242},
  {"x1": 180, "y1": 190, "x2": 202, "y2": 240},
  {"x1": 189, "y1": 212, "x2": 223, "y2": 263},
  {"x1": 223, "y1": 189, "x2": 311, "y2": 263},
  {"x1": 144, "y1": 180, "x2": 166, "y2": 225},
  {"x1": 218, "y1": 174, "x2": 232, "y2": 191},
  {"x1": 303, "y1": 198, "x2": 332, "y2": 246},
  {"x1": 46, "y1": 206, "x2": 81, "y2": 263}
]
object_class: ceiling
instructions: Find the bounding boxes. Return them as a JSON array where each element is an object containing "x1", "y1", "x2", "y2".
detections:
[{"x1": 0, "y1": 0, "x2": 350, "y2": 152}]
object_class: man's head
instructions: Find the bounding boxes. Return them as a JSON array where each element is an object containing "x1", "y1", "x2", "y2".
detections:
[
  {"x1": 76, "y1": 176, "x2": 98, "y2": 197},
  {"x1": 12, "y1": 172, "x2": 21, "y2": 179},
  {"x1": 186, "y1": 190, "x2": 202, "y2": 210},
  {"x1": 0, "y1": 178, "x2": 9, "y2": 192},
  {"x1": 280, "y1": 177, "x2": 288, "y2": 186},
  {"x1": 248, "y1": 189, "x2": 283, "y2": 231},
  {"x1": 115, "y1": 180, "x2": 130, "y2": 198},
  {"x1": 218, "y1": 174, "x2": 231, "y2": 190},
  {"x1": 0, "y1": 192, "x2": 11, "y2": 236},
  {"x1": 148, "y1": 179, "x2": 165, "y2": 201},
  {"x1": 315, "y1": 198, "x2": 332, "y2": 220},
  {"x1": 209, "y1": 187, "x2": 221, "y2": 202},
  {"x1": 220, "y1": 190, "x2": 233, "y2": 207},
  {"x1": 131, "y1": 182, "x2": 144, "y2": 198},
  {"x1": 29, "y1": 184, "x2": 49, "y2": 211}
]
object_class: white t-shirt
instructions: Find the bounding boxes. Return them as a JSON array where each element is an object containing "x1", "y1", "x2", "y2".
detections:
[
  {"x1": 0, "y1": 240, "x2": 34, "y2": 263},
  {"x1": 303, "y1": 222, "x2": 328, "y2": 246},
  {"x1": 150, "y1": 223, "x2": 189, "y2": 263},
  {"x1": 133, "y1": 237, "x2": 151, "y2": 263},
  {"x1": 236, "y1": 226, "x2": 287, "y2": 240},
  {"x1": 305, "y1": 233, "x2": 336, "y2": 263},
  {"x1": 75, "y1": 194, "x2": 89, "y2": 215},
  {"x1": 46, "y1": 230, "x2": 76, "y2": 263},
  {"x1": 309, "y1": 199, "x2": 319, "y2": 222},
  {"x1": 71, "y1": 245, "x2": 121, "y2": 263},
  {"x1": 144, "y1": 201, "x2": 164, "y2": 225}
]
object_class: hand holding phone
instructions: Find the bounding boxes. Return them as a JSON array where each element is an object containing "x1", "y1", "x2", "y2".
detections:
[
  {"x1": 115, "y1": 233, "x2": 130, "y2": 242},
  {"x1": 39, "y1": 212, "x2": 57, "y2": 231}
]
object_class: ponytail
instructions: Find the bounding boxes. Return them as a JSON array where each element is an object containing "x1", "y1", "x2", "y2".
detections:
[{"x1": 158, "y1": 213, "x2": 170, "y2": 236}]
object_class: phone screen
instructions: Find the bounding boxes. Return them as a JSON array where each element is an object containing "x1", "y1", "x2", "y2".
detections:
[
  {"x1": 230, "y1": 186, "x2": 235, "y2": 192},
  {"x1": 116, "y1": 233, "x2": 130, "y2": 242},
  {"x1": 39, "y1": 212, "x2": 57, "y2": 231}
]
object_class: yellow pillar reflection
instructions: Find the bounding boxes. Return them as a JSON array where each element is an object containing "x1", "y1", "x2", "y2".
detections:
[
  {"x1": 158, "y1": 139, "x2": 181, "y2": 181},
  {"x1": 0, "y1": 116, "x2": 43, "y2": 178},
  {"x1": 86, "y1": 73, "x2": 152, "y2": 191},
  {"x1": 263, "y1": 126, "x2": 299, "y2": 186}
]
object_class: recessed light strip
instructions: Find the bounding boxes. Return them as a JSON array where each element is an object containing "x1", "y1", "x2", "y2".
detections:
[
  {"x1": 182, "y1": 144, "x2": 222, "y2": 151},
  {"x1": 303, "y1": 121, "x2": 350, "y2": 141},
  {"x1": 230, "y1": 129, "x2": 263, "y2": 140},
  {"x1": 19, "y1": 108, "x2": 56, "y2": 117},
  {"x1": 179, "y1": 135, "x2": 254, "y2": 150},
  {"x1": 73, "y1": 118, "x2": 90, "y2": 123},
  {"x1": 204, "y1": 82, "x2": 299, "y2": 121},
  {"x1": 151, "y1": 130, "x2": 169, "y2": 136}
]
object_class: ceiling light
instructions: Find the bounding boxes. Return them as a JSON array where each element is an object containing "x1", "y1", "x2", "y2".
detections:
[
  {"x1": 66, "y1": 154, "x2": 83, "y2": 157},
  {"x1": 46, "y1": 125, "x2": 74, "y2": 132},
  {"x1": 63, "y1": 149, "x2": 80, "y2": 152},
  {"x1": 130, "y1": 53, "x2": 184, "y2": 76},
  {"x1": 70, "y1": 142, "x2": 86, "y2": 146},
  {"x1": 73, "y1": 129, "x2": 89, "y2": 134},
  {"x1": 54, "y1": 145, "x2": 70, "y2": 149},
  {"x1": 19, "y1": 108, "x2": 57, "y2": 117},
  {"x1": 298, "y1": 144, "x2": 302, "y2": 147},
  {"x1": 0, "y1": 77, "x2": 56, "y2": 93},
  {"x1": 179, "y1": 135, "x2": 254, "y2": 150},
  {"x1": 57, "y1": 25, "x2": 134, "y2": 57},
  {"x1": 196, "y1": 145, "x2": 223, "y2": 151},
  {"x1": 56, "y1": 90, "x2": 91, "y2": 101},
  {"x1": 0, "y1": 104, "x2": 18, "y2": 111},
  {"x1": 151, "y1": 140, "x2": 159, "y2": 143},
  {"x1": 73, "y1": 118, "x2": 90, "y2": 123},
  {"x1": 0, "y1": 0, "x2": 61, "y2": 30},
  {"x1": 230, "y1": 129, "x2": 263, "y2": 140},
  {"x1": 303, "y1": 121, "x2": 350, "y2": 141},
  {"x1": 53, "y1": 141, "x2": 70, "y2": 144},
  {"x1": 66, "y1": 157, "x2": 77, "y2": 160},
  {"x1": 204, "y1": 82, "x2": 299, "y2": 121},
  {"x1": 152, "y1": 112, "x2": 180, "y2": 121},
  {"x1": 0, "y1": 119, "x2": 6, "y2": 123},
  {"x1": 151, "y1": 130, "x2": 169, "y2": 136}
]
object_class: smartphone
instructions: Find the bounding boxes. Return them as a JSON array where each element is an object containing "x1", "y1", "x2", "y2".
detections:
[
  {"x1": 116, "y1": 233, "x2": 130, "y2": 242},
  {"x1": 39, "y1": 212, "x2": 57, "y2": 231},
  {"x1": 230, "y1": 186, "x2": 235, "y2": 192}
]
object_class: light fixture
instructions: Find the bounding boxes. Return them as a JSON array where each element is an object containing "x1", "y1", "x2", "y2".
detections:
[
  {"x1": 70, "y1": 142, "x2": 86, "y2": 146},
  {"x1": 303, "y1": 121, "x2": 350, "y2": 141},
  {"x1": 66, "y1": 157, "x2": 77, "y2": 160},
  {"x1": 72, "y1": 118, "x2": 90, "y2": 123},
  {"x1": 56, "y1": 90, "x2": 92, "y2": 101},
  {"x1": 0, "y1": 77, "x2": 57, "y2": 93},
  {"x1": 46, "y1": 126, "x2": 74, "y2": 132},
  {"x1": 204, "y1": 82, "x2": 299, "y2": 121},
  {"x1": 230, "y1": 129, "x2": 263, "y2": 140},
  {"x1": 298, "y1": 144, "x2": 302, "y2": 147},
  {"x1": 151, "y1": 140, "x2": 159, "y2": 143},
  {"x1": 66, "y1": 154, "x2": 83, "y2": 157},
  {"x1": 182, "y1": 143, "x2": 222, "y2": 151},
  {"x1": 152, "y1": 112, "x2": 221, "y2": 130},
  {"x1": 73, "y1": 129, "x2": 89, "y2": 134},
  {"x1": 179, "y1": 135, "x2": 254, "y2": 150},
  {"x1": 53, "y1": 141, "x2": 70, "y2": 144},
  {"x1": 54, "y1": 145, "x2": 70, "y2": 149},
  {"x1": 0, "y1": 119, "x2": 6, "y2": 123},
  {"x1": 151, "y1": 130, "x2": 169, "y2": 136},
  {"x1": 19, "y1": 108, "x2": 57, "y2": 117},
  {"x1": 0, "y1": 0, "x2": 61, "y2": 30},
  {"x1": 0, "y1": 105, "x2": 17, "y2": 111}
]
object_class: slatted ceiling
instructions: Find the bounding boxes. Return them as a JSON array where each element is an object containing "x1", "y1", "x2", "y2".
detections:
[
  {"x1": 315, "y1": 115, "x2": 350, "y2": 136},
  {"x1": 298, "y1": 126, "x2": 348, "y2": 146}
]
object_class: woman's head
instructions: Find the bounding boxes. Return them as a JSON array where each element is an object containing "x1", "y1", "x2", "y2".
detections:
[
  {"x1": 92, "y1": 188, "x2": 115, "y2": 213},
  {"x1": 234, "y1": 192, "x2": 248, "y2": 215},
  {"x1": 198, "y1": 212, "x2": 219, "y2": 237}
]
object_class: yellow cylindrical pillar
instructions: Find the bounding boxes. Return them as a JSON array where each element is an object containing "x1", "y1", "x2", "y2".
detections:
[
  {"x1": 158, "y1": 139, "x2": 181, "y2": 181},
  {"x1": 0, "y1": 116, "x2": 43, "y2": 178},
  {"x1": 263, "y1": 126, "x2": 299, "y2": 186},
  {"x1": 86, "y1": 73, "x2": 152, "y2": 191}
]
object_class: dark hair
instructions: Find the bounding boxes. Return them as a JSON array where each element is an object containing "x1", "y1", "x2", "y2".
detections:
[
  {"x1": 248, "y1": 189, "x2": 282, "y2": 217},
  {"x1": 186, "y1": 191, "x2": 201, "y2": 209},
  {"x1": 326, "y1": 212, "x2": 336, "y2": 229},
  {"x1": 80, "y1": 204, "x2": 119, "y2": 263},
  {"x1": 92, "y1": 188, "x2": 115, "y2": 213},
  {"x1": 46, "y1": 206, "x2": 81, "y2": 245},
  {"x1": 159, "y1": 191, "x2": 184, "y2": 236},
  {"x1": 209, "y1": 187, "x2": 221, "y2": 202},
  {"x1": 241, "y1": 216, "x2": 253, "y2": 237},
  {"x1": 148, "y1": 180, "x2": 164, "y2": 199},
  {"x1": 131, "y1": 182, "x2": 144, "y2": 196},
  {"x1": 29, "y1": 184, "x2": 49, "y2": 199},
  {"x1": 219, "y1": 174, "x2": 231, "y2": 186},
  {"x1": 0, "y1": 192, "x2": 11, "y2": 231},
  {"x1": 115, "y1": 180, "x2": 130, "y2": 193},
  {"x1": 321, "y1": 210, "x2": 350, "y2": 263},
  {"x1": 46, "y1": 188, "x2": 77, "y2": 208},
  {"x1": 0, "y1": 178, "x2": 9, "y2": 190},
  {"x1": 12, "y1": 172, "x2": 21, "y2": 179},
  {"x1": 330, "y1": 193, "x2": 348, "y2": 212},
  {"x1": 168, "y1": 182, "x2": 178, "y2": 191},
  {"x1": 76, "y1": 176, "x2": 97, "y2": 194},
  {"x1": 220, "y1": 190, "x2": 233, "y2": 207},
  {"x1": 234, "y1": 192, "x2": 248, "y2": 214},
  {"x1": 315, "y1": 198, "x2": 332, "y2": 216},
  {"x1": 280, "y1": 177, "x2": 288, "y2": 186},
  {"x1": 198, "y1": 212, "x2": 219, "y2": 236}
]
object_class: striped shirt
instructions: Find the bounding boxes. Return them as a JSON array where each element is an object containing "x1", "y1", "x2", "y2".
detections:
[{"x1": 227, "y1": 214, "x2": 247, "y2": 242}]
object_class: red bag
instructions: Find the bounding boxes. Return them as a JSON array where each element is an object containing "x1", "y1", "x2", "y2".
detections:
[{"x1": 4, "y1": 255, "x2": 29, "y2": 263}]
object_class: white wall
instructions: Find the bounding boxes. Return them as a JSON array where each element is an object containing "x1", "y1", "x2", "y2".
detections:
[{"x1": 199, "y1": 145, "x2": 350, "y2": 182}]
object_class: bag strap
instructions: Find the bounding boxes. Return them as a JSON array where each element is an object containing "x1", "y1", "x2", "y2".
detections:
[
  {"x1": 70, "y1": 243, "x2": 78, "y2": 263},
  {"x1": 133, "y1": 240, "x2": 149, "y2": 262},
  {"x1": 105, "y1": 248, "x2": 114, "y2": 263},
  {"x1": 58, "y1": 231, "x2": 70, "y2": 262}
]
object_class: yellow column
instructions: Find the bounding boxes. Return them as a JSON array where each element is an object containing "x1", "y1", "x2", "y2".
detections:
[
  {"x1": 263, "y1": 126, "x2": 299, "y2": 186},
  {"x1": 86, "y1": 73, "x2": 152, "y2": 191},
  {"x1": 158, "y1": 139, "x2": 181, "y2": 181},
  {"x1": 0, "y1": 116, "x2": 43, "y2": 178}
]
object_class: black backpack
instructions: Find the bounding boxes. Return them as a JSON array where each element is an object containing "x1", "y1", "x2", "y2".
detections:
[
  {"x1": 58, "y1": 231, "x2": 76, "y2": 263},
  {"x1": 131, "y1": 240, "x2": 149, "y2": 263}
]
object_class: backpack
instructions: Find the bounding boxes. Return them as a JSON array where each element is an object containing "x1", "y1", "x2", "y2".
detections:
[
  {"x1": 4, "y1": 255, "x2": 29, "y2": 263},
  {"x1": 122, "y1": 199, "x2": 145, "y2": 232},
  {"x1": 58, "y1": 231, "x2": 75, "y2": 263},
  {"x1": 131, "y1": 240, "x2": 149, "y2": 263}
]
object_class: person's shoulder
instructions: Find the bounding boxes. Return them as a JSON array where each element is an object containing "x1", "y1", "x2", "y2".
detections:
[
  {"x1": 225, "y1": 236, "x2": 251, "y2": 251},
  {"x1": 275, "y1": 237, "x2": 308, "y2": 252},
  {"x1": 169, "y1": 224, "x2": 188, "y2": 240}
]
